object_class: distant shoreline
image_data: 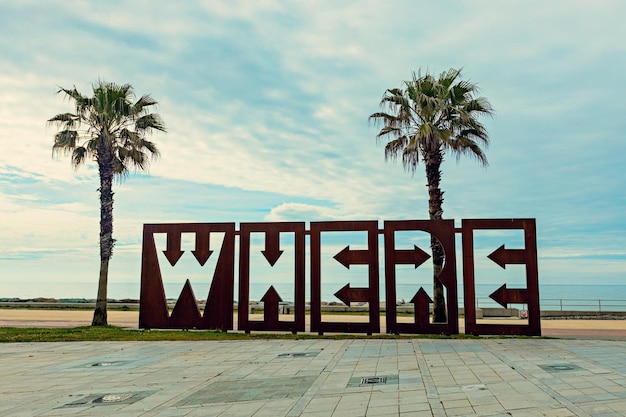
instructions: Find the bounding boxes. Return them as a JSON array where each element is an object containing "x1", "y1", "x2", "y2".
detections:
[{"x1": 2, "y1": 299, "x2": 626, "y2": 320}]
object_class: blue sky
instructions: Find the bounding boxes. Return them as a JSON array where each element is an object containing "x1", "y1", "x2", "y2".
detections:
[{"x1": 0, "y1": 1, "x2": 625, "y2": 300}]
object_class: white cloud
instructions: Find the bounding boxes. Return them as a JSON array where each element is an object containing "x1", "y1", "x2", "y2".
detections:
[{"x1": 0, "y1": 0, "x2": 625, "y2": 293}]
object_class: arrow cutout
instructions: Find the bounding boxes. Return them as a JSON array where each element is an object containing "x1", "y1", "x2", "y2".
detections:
[
  {"x1": 489, "y1": 284, "x2": 529, "y2": 308},
  {"x1": 410, "y1": 287, "x2": 432, "y2": 328},
  {"x1": 261, "y1": 285, "x2": 283, "y2": 304},
  {"x1": 333, "y1": 246, "x2": 370, "y2": 269},
  {"x1": 192, "y1": 232, "x2": 213, "y2": 266},
  {"x1": 395, "y1": 245, "x2": 431, "y2": 268},
  {"x1": 163, "y1": 232, "x2": 184, "y2": 266},
  {"x1": 261, "y1": 286, "x2": 283, "y2": 328},
  {"x1": 261, "y1": 230, "x2": 283, "y2": 266},
  {"x1": 488, "y1": 244, "x2": 527, "y2": 269},
  {"x1": 334, "y1": 283, "x2": 369, "y2": 306}
]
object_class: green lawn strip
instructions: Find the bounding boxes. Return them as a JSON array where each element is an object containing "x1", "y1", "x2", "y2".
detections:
[{"x1": 0, "y1": 326, "x2": 483, "y2": 343}]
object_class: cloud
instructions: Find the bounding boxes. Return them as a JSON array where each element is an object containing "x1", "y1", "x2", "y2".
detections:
[
  {"x1": 0, "y1": 0, "x2": 625, "y2": 292},
  {"x1": 266, "y1": 203, "x2": 349, "y2": 222}
]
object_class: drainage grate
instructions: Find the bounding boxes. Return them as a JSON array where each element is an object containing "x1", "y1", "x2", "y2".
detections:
[
  {"x1": 539, "y1": 364, "x2": 583, "y2": 373},
  {"x1": 90, "y1": 361, "x2": 126, "y2": 367},
  {"x1": 551, "y1": 365, "x2": 574, "y2": 370},
  {"x1": 347, "y1": 374, "x2": 398, "y2": 388},
  {"x1": 276, "y1": 351, "x2": 320, "y2": 359},
  {"x1": 361, "y1": 376, "x2": 387, "y2": 385}
]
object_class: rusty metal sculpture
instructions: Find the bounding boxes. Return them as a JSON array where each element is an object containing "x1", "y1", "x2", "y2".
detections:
[
  {"x1": 238, "y1": 222, "x2": 305, "y2": 333},
  {"x1": 384, "y1": 220, "x2": 459, "y2": 335},
  {"x1": 461, "y1": 218, "x2": 540, "y2": 336},
  {"x1": 139, "y1": 218, "x2": 540, "y2": 336}
]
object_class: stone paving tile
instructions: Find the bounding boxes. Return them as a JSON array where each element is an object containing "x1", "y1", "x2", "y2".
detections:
[{"x1": 1, "y1": 339, "x2": 626, "y2": 416}]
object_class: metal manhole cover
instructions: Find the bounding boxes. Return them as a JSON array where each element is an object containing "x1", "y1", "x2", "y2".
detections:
[
  {"x1": 97, "y1": 393, "x2": 134, "y2": 403},
  {"x1": 59, "y1": 391, "x2": 155, "y2": 408}
]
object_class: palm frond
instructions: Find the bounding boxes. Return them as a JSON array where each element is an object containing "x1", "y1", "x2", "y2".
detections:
[
  {"x1": 52, "y1": 130, "x2": 79, "y2": 154},
  {"x1": 135, "y1": 113, "x2": 166, "y2": 132},
  {"x1": 384, "y1": 136, "x2": 408, "y2": 161},
  {"x1": 133, "y1": 94, "x2": 158, "y2": 112},
  {"x1": 401, "y1": 142, "x2": 420, "y2": 173},
  {"x1": 71, "y1": 146, "x2": 88, "y2": 167},
  {"x1": 449, "y1": 137, "x2": 488, "y2": 165},
  {"x1": 47, "y1": 113, "x2": 78, "y2": 127},
  {"x1": 50, "y1": 80, "x2": 165, "y2": 179},
  {"x1": 372, "y1": 67, "x2": 493, "y2": 173}
]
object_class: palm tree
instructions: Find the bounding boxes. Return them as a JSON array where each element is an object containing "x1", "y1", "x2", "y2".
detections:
[
  {"x1": 370, "y1": 68, "x2": 493, "y2": 323},
  {"x1": 49, "y1": 81, "x2": 166, "y2": 326}
]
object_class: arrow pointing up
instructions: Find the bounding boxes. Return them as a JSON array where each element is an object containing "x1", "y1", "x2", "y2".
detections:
[
  {"x1": 261, "y1": 286, "x2": 283, "y2": 328},
  {"x1": 488, "y1": 244, "x2": 527, "y2": 269},
  {"x1": 334, "y1": 283, "x2": 369, "y2": 306},
  {"x1": 395, "y1": 245, "x2": 431, "y2": 268},
  {"x1": 261, "y1": 285, "x2": 283, "y2": 304},
  {"x1": 261, "y1": 230, "x2": 283, "y2": 266},
  {"x1": 333, "y1": 246, "x2": 370, "y2": 269},
  {"x1": 410, "y1": 287, "x2": 433, "y2": 328},
  {"x1": 489, "y1": 284, "x2": 528, "y2": 308},
  {"x1": 163, "y1": 232, "x2": 184, "y2": 266},
  {"x1": 192, "y1": 232, "x2": 213, "y2": 266}
]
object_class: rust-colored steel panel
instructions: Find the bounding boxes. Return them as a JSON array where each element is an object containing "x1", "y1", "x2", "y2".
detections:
[
  {"x1": 139, "y1": 223, "x2": 235, "y2": 330},
  {"x1": 461, "y1": 218, "x2": 540, "y2": 336},
  {"x1": 139, "y1": 218, "x2": 541, "y2": 337},
  {"x1": 238, "y1": 222, "x2": 305, "y2": 333},
  {"x1": 309, "y1": 221, "x2": 380, "y2": 335},
  {"x1": 383, "y1": 220, "x2": 459, "y2": 335}
]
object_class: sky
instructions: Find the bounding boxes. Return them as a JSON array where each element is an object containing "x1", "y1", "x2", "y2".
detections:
[{"x1": 0, "y1": 0, "x2": 625, "y2": 301}]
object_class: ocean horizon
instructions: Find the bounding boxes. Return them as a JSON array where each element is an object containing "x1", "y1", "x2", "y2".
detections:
[{"x1": 2, "y1": 281, "x2": 626, "y2": 311}]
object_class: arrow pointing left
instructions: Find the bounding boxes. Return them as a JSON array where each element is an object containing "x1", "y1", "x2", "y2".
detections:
[
  {"x1": 334, "y1": 283, "x2": 369, "y2": 306},
  {"x1": 163, "y1": 232, "x2": 184, "y2": 266},
  {"x1": 489, "y1": 284, "x2": 529, "y2": 308},
  {"x1": 488, "y1": 244, "x2": 527, "y2": 269},
  {"x1": 333, "y1": 246, "x2": 370, "y2": 269}
]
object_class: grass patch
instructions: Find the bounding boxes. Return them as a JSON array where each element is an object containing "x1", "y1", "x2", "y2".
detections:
[{"x1": 0, "y1": 326, "x2": 481, "y2": 343}]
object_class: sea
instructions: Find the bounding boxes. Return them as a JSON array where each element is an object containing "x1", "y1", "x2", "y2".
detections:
[{"x1": 2, "y1": 282, "x2": 626, "y2": 311}]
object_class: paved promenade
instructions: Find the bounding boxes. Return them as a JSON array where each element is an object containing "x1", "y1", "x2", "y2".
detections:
[
  {"x1": 0, "y1": 338, "x2": 626, "y2": 417},
  {"x1": 2, "y1": 311, "x2": 626, "y2": 416},
  {"x1": 1, "y1": 338, "x2": 626, "y2": 416}
]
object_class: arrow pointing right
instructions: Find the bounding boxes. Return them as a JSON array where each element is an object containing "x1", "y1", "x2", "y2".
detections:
[
  {"x1": 163, "y1": 232, "x2": 184, "y2": 266},
  {"x1": 489, "y1": 284, "x2": 529, "y2": 308},
  {"x1": 395, "y1": 245, "x2": 431, "y2": 268}
]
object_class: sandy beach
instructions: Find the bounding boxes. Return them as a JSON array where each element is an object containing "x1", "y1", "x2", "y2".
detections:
[{"x1": 1, "y1": 309, "x2": 626, "y2": 339}]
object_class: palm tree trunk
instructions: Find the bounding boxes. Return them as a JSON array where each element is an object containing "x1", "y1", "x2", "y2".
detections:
[
  {"x1": 92, "y1": 258, "x2": 109, "y2": 326},
  {"x1": 424, "y1": 148, "x2": 447, "y2": 323},
  {"x1": 92, "y1": 151, "x2": 115, "y2": 326}
]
